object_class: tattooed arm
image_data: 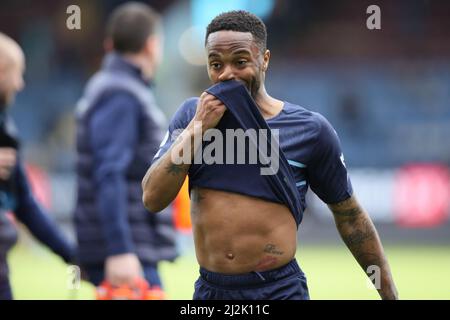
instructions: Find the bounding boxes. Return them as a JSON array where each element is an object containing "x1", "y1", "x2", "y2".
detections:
[
  {"x1": 142, "y1": 124, "x2": 196, "y2": 213},
  {"x1": 328, "y1": 195, "x2": 398, "y2": 300}
]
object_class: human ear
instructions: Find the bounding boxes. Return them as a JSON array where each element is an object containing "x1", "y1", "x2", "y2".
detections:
[{"x1": 263, "y1": 49, "x2": 270, "y2": 71}]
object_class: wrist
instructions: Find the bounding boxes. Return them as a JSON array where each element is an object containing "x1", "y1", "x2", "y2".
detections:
[
  {"x1": 379, "y1": 282, "x2": 399, "y2": 300},
  {"x1": 106, "y1": 238, "x2": 135, "y2": 257},
  {"x1": 178, "y1": 122, "x2": 203, "y2": 162}
]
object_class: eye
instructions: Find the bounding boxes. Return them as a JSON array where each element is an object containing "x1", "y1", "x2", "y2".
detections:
[
  {"x1": 210, "y1": 62, "x2": 222, "y2": 70},
  {"x1": 236, "y1": 60, "x2": 248, "y2": 66}
]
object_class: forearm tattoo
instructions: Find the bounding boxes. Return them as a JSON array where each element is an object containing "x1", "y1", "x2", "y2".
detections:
[
  {"x1": 342, "y1": 219, "x2": 375, "y2": 249},
  {"x1": 330, "y1": 197, "x2": 364, "y2": 222},
  {"x1": 165, "y1": 163, "x2": 188, "y2": 176},
  {"x1": 330, "y1": 197, "x2": 396, "y2": 298}
]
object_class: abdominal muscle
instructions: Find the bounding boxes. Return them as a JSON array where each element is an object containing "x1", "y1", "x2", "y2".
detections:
[{"x1": 190, "y1": 187, "x2": 298, "y2": 274}]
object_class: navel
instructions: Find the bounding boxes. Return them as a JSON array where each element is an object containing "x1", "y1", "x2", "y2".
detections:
[{"x1": 226, "y1": 252, "x2": 235, "y2": 260}]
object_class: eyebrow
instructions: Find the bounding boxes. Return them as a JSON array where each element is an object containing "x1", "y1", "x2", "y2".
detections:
[
  {"x1": 231, "y1": 49, "x2": 252, "y2": 56},
  {"x1": 208, "y1": 49, "x2": 252, "y2": 60},
  {"x1": 208, "y1": 52, "x2": 221, "y2": 59}
]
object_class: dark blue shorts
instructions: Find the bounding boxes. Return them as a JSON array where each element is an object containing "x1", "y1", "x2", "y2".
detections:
[{"x1": 193, "y1": 259, "x2": 309, "y2": 300}]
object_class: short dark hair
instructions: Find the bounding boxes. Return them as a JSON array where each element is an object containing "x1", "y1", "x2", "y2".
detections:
[
  {"x1": 107, "y1": 2, "x2": 161, "y2": 54},
  {"x1": 205, "y1": 10, "x2": 267, "y2": 53}
]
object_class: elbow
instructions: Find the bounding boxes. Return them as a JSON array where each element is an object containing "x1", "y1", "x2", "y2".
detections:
[
  {"x1": 141, "y1": 169, "x2": 162, "y2": 213},
  {"x1": 142, "y1": 190, "x2": 166, "y2": 213}
]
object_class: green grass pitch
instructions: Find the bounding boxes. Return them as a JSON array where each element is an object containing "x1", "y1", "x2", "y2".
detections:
[{"x1": 7, "y1": 242, "x2": 450, "y2": 299}]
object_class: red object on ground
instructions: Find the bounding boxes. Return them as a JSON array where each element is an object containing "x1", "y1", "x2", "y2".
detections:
[
  {"x1": 96, "y1": 278, "x2": 166, "y2": 300},
  {"x1": 394, "y1": 164, "x2": 450, "y2": 227}
]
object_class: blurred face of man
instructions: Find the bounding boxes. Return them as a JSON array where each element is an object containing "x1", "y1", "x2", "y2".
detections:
[
  {"x1": 139, "y1": 33, "x2": 163, "y2": 80},
  {"x1": 0, "y1": 40, "x2": 25, "y2": 108},
  {"x1": 206, "y1": 30, "x2": 269, "y2": 98},
  {"x1": 152, "y1": 33, "x2": 164, "y2": 68}
]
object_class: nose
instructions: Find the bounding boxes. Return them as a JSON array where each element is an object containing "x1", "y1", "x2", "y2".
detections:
[{"x1": 218, "y1": 65, "x2": 235, "y2": 82}]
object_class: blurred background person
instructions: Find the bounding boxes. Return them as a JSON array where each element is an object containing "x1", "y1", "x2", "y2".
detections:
[
  {"x1": 74, "y1": 2, "x2": 177, "y2": 296},
  {"x1": 0, "y1": 32, "x2": 75, "y2": 300}
]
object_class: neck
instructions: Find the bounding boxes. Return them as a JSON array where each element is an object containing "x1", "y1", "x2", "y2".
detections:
[
  {"x1": 122, "y1": 53, "x2": 154, "y2": 81},
  {"x1": 254, "y1": 85, "x2": 283, "y2": 119}
]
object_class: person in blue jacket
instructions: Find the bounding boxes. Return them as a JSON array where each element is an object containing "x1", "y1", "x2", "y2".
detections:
[
  {"x1": 0, "y1": 33, "x2": 75, "y2": 300},
  {"x1": 74, "y1": 2, "x2": 177, "y2": 291}
]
